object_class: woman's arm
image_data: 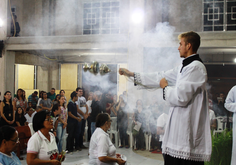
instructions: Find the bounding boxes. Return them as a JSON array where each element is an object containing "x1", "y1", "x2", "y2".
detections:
[
  {"x1": 40, "y1": 103, "x2": 51, "y2": 111},
  {"x1": 24, "y1": 100, "x2": 28, "y2": 112},
  {"x1": 27, "y1": 153, "x2": 61, "y2": 165},
  {"x1": 99, "y1": 156, "x2": 125, "y2": 165},
  {"x1": 12, "y1": 105, "x2": 15, "y2": 123},
  {"x1": 13, "y1": 99, "x2": 17, "y2": 111},
  {"x1": 116, "y1": 102, "x2": 120, "y2": 111},
  {"x1": 16, "y1": 121, "x2": 21, "y2": 127}
]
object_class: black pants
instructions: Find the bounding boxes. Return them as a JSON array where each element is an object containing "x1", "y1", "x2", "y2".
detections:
[
  {"x1": 118, "y1": 126, "x2": 128, "y2": 146},
  {"x1": 66, "y1": 122, "x2": 77, "y2": 152},
  {"x1": 164, "y1": 154, "x2": 204, "y2": 165},
  {"x1": 135, "y1": 128, "x2": 145, "y2": 149},
  {"x1": 78, "y1": 119, "x2": 86, "y2": 147},
  {"x1": 87, "y1": 116, "x2": 91, "y2": 141}
]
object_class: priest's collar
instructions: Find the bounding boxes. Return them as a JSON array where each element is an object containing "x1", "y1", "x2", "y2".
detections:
[{"x1": 180, "y1": 54, "x2": 203, "y2": 73}]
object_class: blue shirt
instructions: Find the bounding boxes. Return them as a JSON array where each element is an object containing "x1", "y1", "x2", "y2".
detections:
[
  {"x1": 0, "y1": 152, "x2": 21, "y2": 165},
  {"x1": 28, "y1": 94, "x2": 39, "y2": 106}
]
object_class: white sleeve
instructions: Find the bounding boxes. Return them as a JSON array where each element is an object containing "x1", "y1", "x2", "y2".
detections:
[
  {"x1": 165, "y1": 63, "x2": 207, "y2": 107},
  {"x1": 97, "y1": 135, "x2": 109, "y2": 157},
  {"x1": 135, "y1": 66, "x2": 179, "y2": 88},
  {"x1": 225, "y1": 86, "x2": 236, "y2": 113},
  {"x1": 27, "y1": 134, "x2": 40, "y2": 154}
]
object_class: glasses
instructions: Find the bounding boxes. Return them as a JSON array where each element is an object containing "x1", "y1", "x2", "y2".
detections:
[
  {"x1": 45, "y1": 117, "x2": 53, "y2": 121},
  {"x1": 10, "y1": 138, "x2": 19, "y2": 143}
]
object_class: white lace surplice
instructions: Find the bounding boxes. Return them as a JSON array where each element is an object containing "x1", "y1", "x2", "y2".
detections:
[
  {"x1": 135, "y1": 60, "x2": 212, "y2": 161},
  {"x1": 225, "y1": 86, "x2": 236, "y2": 165}
]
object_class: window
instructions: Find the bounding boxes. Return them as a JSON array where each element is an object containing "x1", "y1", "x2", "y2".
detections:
[
  {"x1": 203, "y1": 0, "x2": 236, "y2": 31},
  {"x1": 83, "y1": 1, "x2": 120, "y2": 35}
]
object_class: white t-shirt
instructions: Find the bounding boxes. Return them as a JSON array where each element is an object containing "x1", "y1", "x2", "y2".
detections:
[
  {"x1": 86, "y1": 100, "x2": 92, "y2": 114},
  {"x1": 25, "y1": 111, "x2": 37, "y2": 123},
  {"x1": 156, "y1": 113, "x2": 168, "y2": 142},
  {"x1": 89, "y1": 128, "x2": 116, "y2": 165},
  {"x1": 27, "y1": 131, "x2": 58, "y2": 160},
  {"x1": 76, "y1": 96, "x2": 87, "y2": 119},
  {"x1": 209, "y1": 109, "x2": 216, "y2": 121}
]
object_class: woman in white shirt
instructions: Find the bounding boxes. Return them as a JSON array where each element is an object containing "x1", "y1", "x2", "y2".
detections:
[
  {"x1": 89, "y1": 113, "x2": 126, "y2": 165},
  {"x1": 26, "y1": 110, "x2": 64, "y2": 165}
]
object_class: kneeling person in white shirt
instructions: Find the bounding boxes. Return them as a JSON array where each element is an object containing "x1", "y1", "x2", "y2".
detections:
[{"x1": 89, "y1": 113, "x2": 126, "y2": 165}]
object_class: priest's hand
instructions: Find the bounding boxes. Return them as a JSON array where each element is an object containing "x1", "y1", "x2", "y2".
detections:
[
  {"x1": 160, "y1": 78, "x2": 168, "y2": 88},
  {"x1": 119, "y1": 68, "x2": 134, "y2": 77}
]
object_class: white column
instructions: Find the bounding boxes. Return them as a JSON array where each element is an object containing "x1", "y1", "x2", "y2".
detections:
[{"x1": 5, "y1": 51, "x2": 15, "y2": 94}]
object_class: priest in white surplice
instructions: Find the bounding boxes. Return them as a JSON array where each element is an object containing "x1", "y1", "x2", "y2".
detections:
[
  {"x1": 225, "y1": 85, "x2": 236, "y2": 165},
  {"x1": 119, "y1": 31, "x2": 212, "y2": 165}
]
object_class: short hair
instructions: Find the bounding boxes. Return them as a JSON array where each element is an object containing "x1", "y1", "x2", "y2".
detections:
[
  {"x1": 60, "y1": 90, "x2": 65, "y2": 94},
  {"x1": 178, "y1": 31, "x2": 200, "y2": 53},
  {"x1": 51, "y1": 88, "x2": 55, "y2": 91},
  {"x1": 51, "y1": 104, "x2": 60, "y2": 113},
  {"x1": 96, "y1": 113, "x2": 110, "y2": 127},
  {"x1": 70, "y1": 91, "x2": 77, "y2": 99},
  {"x1": 0, "y1": 126, "x2": 16, "y2": 145},
  {"x1": 76, "y1": 87, "x2": 83, "y2": 92},
  {"x1": 33, "y1": 91, "x2": 38, "y2": 95},
  {"x1": 33, "y1": 110, "x2": 50, "y2": 132}
]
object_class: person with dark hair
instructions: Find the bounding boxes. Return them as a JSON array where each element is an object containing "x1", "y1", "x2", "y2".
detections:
[
  {"x1": 116, "y1": 95, "x2": 129, "y2": 148},
  {"x1": 133, "y1": 100, "x2": 146, "y2": 151},
  {"x1": 119, "y1": 31, "x2": 212, "y2": 164},
  {"x1": 53, "y1": 94, "x2": 60, "y2": 105},
  {"x1": 27, "y1": 110, "x2": 63, "y2": 165},
  {"x1": 110, "y1": 95, "x2": 118, "y2": 117},
  {"x1": 15, "y1": 107, "x2": 26, "y2": 126},
  {"x1": 57, "y1": 95, "x2": 67, "y2": 153},
  {"x1": 47, "y1": 88, "x2": 56, "y2": 101},
  {"x1": 0, "y1": 91, "x2": 15, "y2": 127},
  {"x1": 25, "y1": 107, "x2": 36, "y2": 125},
  {"x1": 0, "y1": 126, "x2": 21, "y2": 165},
  {"x1": 100, "y1": 92, "x2": 113, "y2": 114},
  {"x1": 59, "y1": 90, "x2": 67, "y2": 106},
  {"x1": 40, "y1": 91, "x2": 53, "y2": 111},
  {"x1": 28, "y1": 91, "x2": 39, "y2": 109},
  {"x1": 75, "y1": 87, "x2": 88, "y2": 149},
  {"x1": 37, "y1": 91, "x2": 44, "y2": 106},
  {"x1": 67, "y1": 91, "x2": 82, "y2": 154},
  {"x1": 90, "y1": 91, "x2": 102, "y2": 135},
  {"x1": 13, "y1": 89, "x2": 27, "y2": 114},
  {"x1": 51, "y1": 104, "x2": 61, "y2": 136},
  {"x1": 89, "y1": 113, "x2": 126, "y2": 165}
]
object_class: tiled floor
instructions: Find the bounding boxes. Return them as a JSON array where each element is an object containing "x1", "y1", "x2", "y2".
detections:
[{"x1": 20, "y1": 142, "x2": 164, "y2": 165}]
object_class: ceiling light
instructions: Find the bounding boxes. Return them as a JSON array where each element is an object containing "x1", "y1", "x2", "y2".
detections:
[
  {"x1": 234, "y1": 58, "x2": 236, "y2": 63},
  {"x1": 131, "y1": 9, "x2": 144, "y2": 24}
]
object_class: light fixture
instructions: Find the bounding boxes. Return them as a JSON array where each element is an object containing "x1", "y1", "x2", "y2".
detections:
[
  {"x1": 234, "y1": 58, "x2": 236, "y2": 63},
  {"x1": 0, "y1": 18, "x2": 3, "y2": 27},
  {"x1": 131, "y1": 9, "x2": 144, "y2": 24}
]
